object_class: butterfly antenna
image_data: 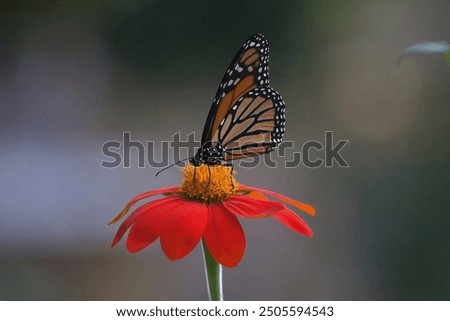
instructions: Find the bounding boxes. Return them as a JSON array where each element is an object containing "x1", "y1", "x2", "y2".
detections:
[{"x1": 155, "y1": 157, "x2": 191, "y2": 177}]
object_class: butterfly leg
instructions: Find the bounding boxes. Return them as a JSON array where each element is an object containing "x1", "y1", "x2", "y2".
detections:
[
  {"x1": 207, "y1": 165, "x2": 212, "y2": 188},
  {"x1": 224, "y1": 163, "x2": 234, "y2": 189},
  {"x1": 230, "y1": 164, "x2": 234, "y2": 189},
  {"x1": 193, "y1": 166, "x2": 197, "y2": 189}
]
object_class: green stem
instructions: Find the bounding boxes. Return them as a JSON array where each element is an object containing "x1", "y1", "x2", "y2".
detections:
[{"x1": 201, "y1": 240, "x2": 223, "y2": 301}]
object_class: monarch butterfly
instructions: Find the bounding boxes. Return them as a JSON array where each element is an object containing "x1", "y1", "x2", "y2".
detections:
[{"x1": 191, "y1": 33, "x2": 286, "y2": 166}]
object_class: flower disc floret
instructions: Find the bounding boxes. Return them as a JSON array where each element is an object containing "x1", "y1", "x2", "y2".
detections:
[{"x1": 179, "y1": 164, "x2": 238, "y2": 204}]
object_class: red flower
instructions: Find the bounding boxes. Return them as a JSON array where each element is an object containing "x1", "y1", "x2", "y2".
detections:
[{"x1": 110, "y1": 164, "x2": 315, "y2": 268}]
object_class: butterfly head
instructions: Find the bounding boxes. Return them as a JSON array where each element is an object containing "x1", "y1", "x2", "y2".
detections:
[{"x1": 191, "y1": 142, "x2": 224, "y2": 166}]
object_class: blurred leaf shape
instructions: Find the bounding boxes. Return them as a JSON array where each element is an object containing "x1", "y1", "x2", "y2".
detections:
[{"x1": 399, "y1": 41, "x2": 450, "y2": 64}]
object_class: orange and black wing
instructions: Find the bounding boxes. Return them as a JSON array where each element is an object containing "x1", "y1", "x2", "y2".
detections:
[
  {"x1": 212, "y1": 87, "x2": 285, "y2": 160},
  {"x1": 201, "y1": 34, "x2": 270, "y2": 145}
]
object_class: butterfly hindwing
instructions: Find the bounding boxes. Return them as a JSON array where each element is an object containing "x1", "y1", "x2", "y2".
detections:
[
  {"x1": 201, "y1": 34, "x2": 270, "y2": 145},
  {"x1": 211, "y1": 87, "x2": 286, "y2": 161}
]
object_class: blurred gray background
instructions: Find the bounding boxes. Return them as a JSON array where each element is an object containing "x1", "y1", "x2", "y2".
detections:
[{"x1": 1, "y1": 0, "x2": 449, "y2": 300}]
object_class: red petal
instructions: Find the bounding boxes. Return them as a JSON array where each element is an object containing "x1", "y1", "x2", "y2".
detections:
[
  {"x1": 223, "y1": 195, "x2": 284, "y2": 218},
  {"x1": 160, "y1": 201, "x2": 208, "y2": 260},
  {"x1": 125, "y1": 197, "x2": 185, "y2": 253},
  {"x1": 111, "y1": 195, "x2": 180, "y2": 248},
  {"x1": 108, "y1": 186, "x2": 179, "y2": 225},
  {"x1": 247, "y1": 191, "x2": 269, "y2": 200},
  {"x1": 204, "y1": 204, "x2": 246, "y2": 268},
  {"x1": 239, "y1": 184, "x2": 316, "y2": 216},
  {"x1": 273, "y1": 208, "x2": 313, "y2": 237}
]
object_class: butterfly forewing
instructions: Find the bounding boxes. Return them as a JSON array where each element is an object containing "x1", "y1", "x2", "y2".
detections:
[{"x1": 201, "y1": 34, "x2": 270, "y2": 145}]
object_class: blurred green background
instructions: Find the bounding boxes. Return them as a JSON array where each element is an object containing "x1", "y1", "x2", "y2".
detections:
[{"x1": 1, "y1": 0, "x2": 449, "y2": 300}]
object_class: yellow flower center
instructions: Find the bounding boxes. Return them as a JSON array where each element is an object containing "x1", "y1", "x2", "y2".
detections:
[{"x1": 179, "y1": 164, "x2": 238, "y2": 204}]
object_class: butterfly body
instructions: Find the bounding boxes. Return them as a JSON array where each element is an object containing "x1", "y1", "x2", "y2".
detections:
[
  {"x1": 191, "y1": 143, "x2": 224, "y2": 166},
  {"x1": 192, "y1": 34, "x2": 286, "y2": 167}
]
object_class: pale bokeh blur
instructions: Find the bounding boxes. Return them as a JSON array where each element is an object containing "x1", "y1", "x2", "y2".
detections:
[{"x1": 1, "y1": 0, "x2": 449, "y2": 300}]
